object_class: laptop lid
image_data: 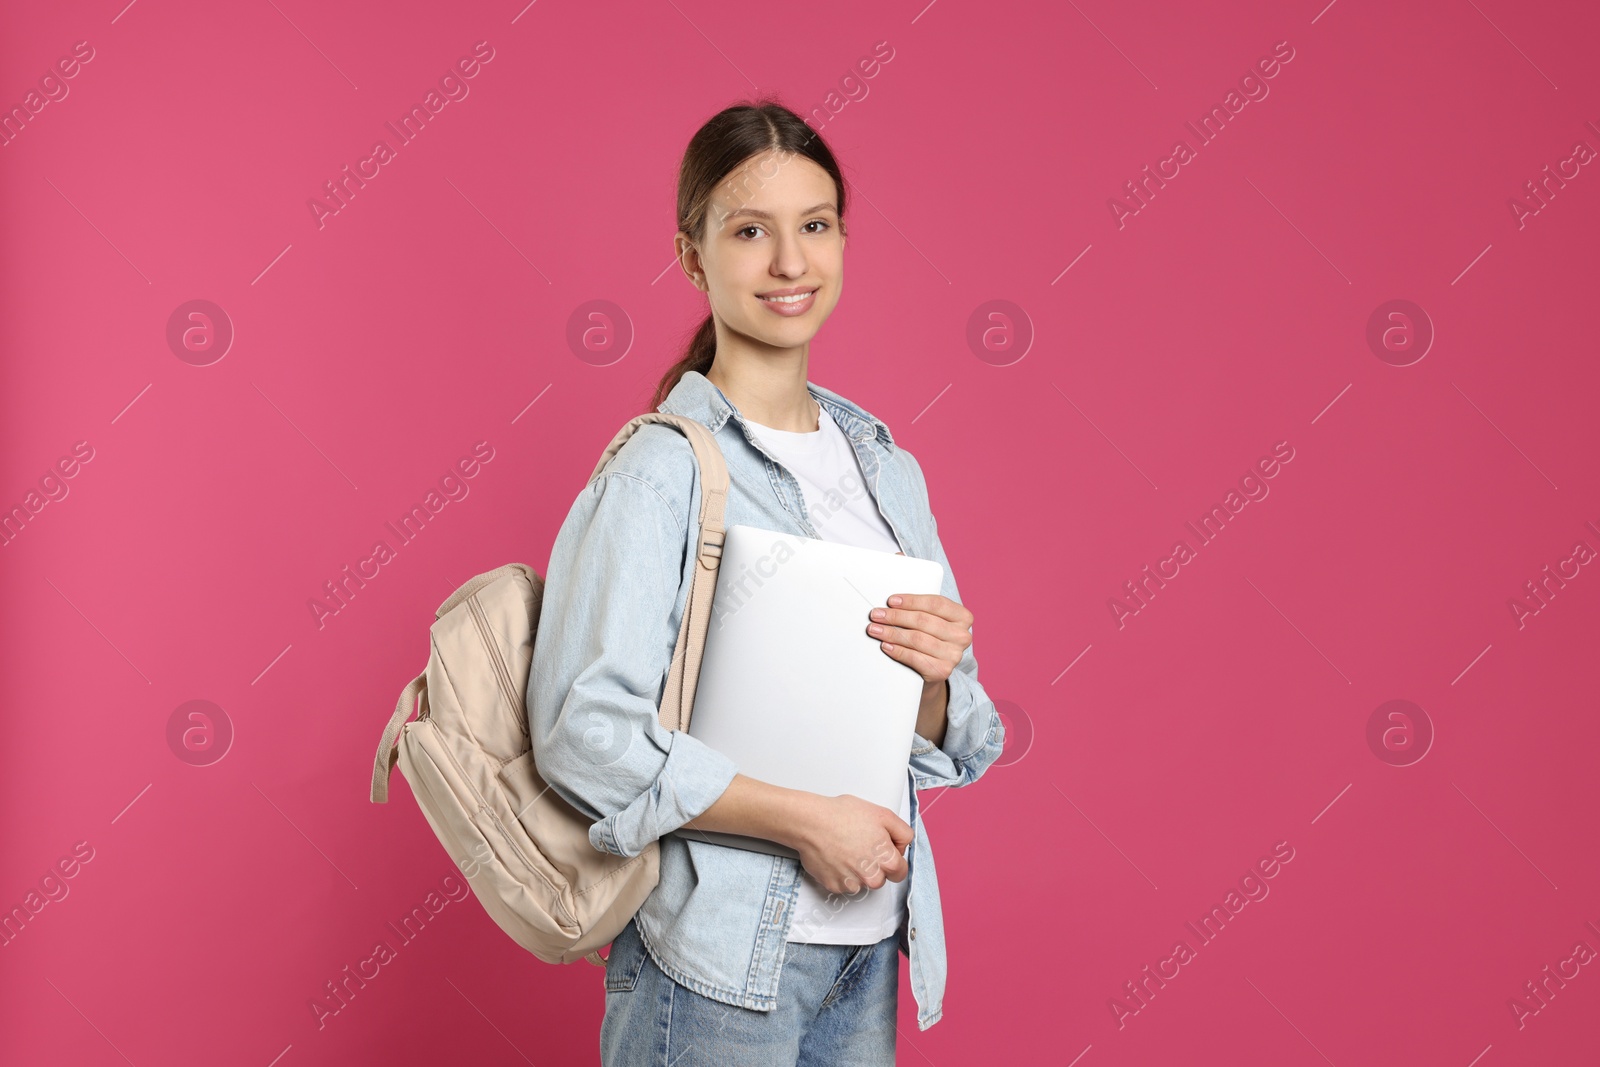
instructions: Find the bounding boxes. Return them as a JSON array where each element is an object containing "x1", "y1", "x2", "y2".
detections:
[{"x1": 671, "y1": 524, "x2": 944, "y2": 857}]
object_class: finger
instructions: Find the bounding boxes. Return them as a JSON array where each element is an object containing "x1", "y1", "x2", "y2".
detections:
[
  {"x1": 868, "y1": 611, "x2": 970, "y2": 653},
  {"x1": 868, "y1": 622, "x2": 946, "y2": 656},
  {"x1": 885, "y1": 593, "x2": 970, "y2": 625},
  {"x1": 876, "y1": 598, "x2": 960, "y2": 630},
  {"x1": 869, "y1": 620, "x2": 970, "y2": 667},
  {"x1": 877, "y1": 639, "x2": 947, "y2": 680},
  {"x1": 872, "y1": 604, "x2": 973, "y2": 641}
]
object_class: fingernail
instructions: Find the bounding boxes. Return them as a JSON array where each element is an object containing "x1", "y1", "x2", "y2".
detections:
[
  {"x1": 888, "y1": 596, "x2": 902, "y2": 606},
  {"x1": 870, "y1": 609, "x2": 885, "y2": 620}
]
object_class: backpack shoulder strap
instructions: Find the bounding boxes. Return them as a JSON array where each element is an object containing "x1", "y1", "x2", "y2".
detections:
[{"x1": 590, "y1": 413, "x2": 727, "y2": 736}]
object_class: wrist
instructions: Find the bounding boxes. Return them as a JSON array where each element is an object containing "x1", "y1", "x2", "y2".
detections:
[
  {"x1": 775, "y1": 789, "x2": 827, "y2": 851},
  {"x1": 916, "y1": 677, "x2": 951, "y2": 748}
]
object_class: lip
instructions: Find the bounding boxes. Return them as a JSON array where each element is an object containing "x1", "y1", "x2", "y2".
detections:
[{"x1": 757, "y1": 286, "x2": 819, "y2": 317}]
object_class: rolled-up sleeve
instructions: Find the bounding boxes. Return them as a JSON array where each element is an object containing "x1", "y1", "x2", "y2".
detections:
[
  {"x1": 903, "y1": 460, "x2": 1005, "y2": 790},
  {"x1": 528, "y1": 468, "x2": 740, "y2": 859}
]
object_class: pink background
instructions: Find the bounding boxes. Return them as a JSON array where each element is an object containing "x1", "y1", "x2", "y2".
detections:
[{"x1": 4, "y1": 0, "x2": 1598, "y2": 1063}]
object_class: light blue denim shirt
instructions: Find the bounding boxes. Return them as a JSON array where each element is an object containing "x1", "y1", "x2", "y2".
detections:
[{"x1": 527, "y1": 369, "x2": 1004, "y2": 1031}]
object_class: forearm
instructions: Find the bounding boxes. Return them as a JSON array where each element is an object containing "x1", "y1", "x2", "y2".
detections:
[
  {"x1": 908, "y1": 668, "x2": 1004, "y2": 789},
  {"x1": 693, "y1": 774, "x2": 918, "y2": 898},
  {"x1": 915, "y1": 679, "x2": 949, "y2": 749},
  {"x1": 681, "y1": 772, "x2": 819, "y2": 849}
]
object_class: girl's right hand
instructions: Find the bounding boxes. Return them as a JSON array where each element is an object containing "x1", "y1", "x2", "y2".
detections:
[{"x1": 792, "y1": 794, "x2": 913, "y2": 896}]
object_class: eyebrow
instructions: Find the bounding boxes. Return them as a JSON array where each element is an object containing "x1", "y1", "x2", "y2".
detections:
[{"x1": 720, "y1": 202, "x2": 837, "y2": 223}]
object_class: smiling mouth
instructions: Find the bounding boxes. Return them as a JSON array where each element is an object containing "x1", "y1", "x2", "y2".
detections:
[{"x1": 759, "y1": 288, "x2": 818, "y2": 305}]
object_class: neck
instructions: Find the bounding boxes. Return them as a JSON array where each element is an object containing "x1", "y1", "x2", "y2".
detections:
[{"x1": 704, "y1": 345, "x2": 818, "y2": 432}]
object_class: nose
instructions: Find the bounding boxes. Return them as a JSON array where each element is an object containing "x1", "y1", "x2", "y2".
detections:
[{"x1": 770, "y1": 228, "x2": 808, "y2": 280}]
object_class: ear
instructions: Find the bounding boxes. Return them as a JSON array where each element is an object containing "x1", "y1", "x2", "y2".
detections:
[{"x1": 674, "y1": 233, "x2": 705, "y2": 290}]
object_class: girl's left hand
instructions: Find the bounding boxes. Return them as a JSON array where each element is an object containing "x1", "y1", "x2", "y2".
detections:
[{"x1": 866, "y1": 592, "x2": 973, "y2": 687}]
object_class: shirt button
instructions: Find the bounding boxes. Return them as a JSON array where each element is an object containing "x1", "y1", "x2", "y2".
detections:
[{"x1": 909, "y1": 927, "x2": 917, "y2": 940}]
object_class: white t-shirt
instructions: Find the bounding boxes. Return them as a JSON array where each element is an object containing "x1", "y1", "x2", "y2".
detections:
[{"x1": 743, "y1": 400, "x2": 913, "y2": 945}]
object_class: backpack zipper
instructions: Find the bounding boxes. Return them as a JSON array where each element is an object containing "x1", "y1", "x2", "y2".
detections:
[{"x1": 466, "y1": 594, "x2": 526, "y2": 734}]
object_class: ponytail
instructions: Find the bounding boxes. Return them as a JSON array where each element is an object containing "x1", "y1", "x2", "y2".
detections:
[{"x1": 650, "y1": 313, "x2": 717, "y2": 412}]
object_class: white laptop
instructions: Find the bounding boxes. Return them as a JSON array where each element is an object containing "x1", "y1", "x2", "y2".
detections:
[{"x1": 669, "y1": 524, "x2": 944, "y2": 859}]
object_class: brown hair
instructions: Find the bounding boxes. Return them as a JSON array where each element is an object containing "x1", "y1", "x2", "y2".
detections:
[{"x1": 648, "y1": 98, "x2": 848, "y2": 412}]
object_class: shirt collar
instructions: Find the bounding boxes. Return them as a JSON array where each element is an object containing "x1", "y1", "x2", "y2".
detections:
[{"x1": 658, "y1": 369, "x2": 897, "y2": 453}]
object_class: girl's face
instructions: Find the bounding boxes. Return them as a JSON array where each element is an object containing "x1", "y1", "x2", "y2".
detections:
[{"x1": 678, "y1": 151, "x2": 845, "y2": 354}]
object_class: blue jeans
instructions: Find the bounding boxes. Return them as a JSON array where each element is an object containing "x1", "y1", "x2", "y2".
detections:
[{"x1": 600, "y1": 916, "x2": 900, "y2": 1066}]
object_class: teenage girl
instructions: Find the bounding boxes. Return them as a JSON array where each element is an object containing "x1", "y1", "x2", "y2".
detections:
[{"x1": 527, "y1": 100, "x2": 1005, "y2": 1067}]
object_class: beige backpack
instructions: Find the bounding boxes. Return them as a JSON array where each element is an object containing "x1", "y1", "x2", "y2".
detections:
[{"x1": 369, "y1": 413, "x2": 729, "y2": 967}]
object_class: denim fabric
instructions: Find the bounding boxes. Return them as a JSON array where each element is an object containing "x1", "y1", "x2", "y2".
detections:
[
  {"x1": 600, "y1": 915, "x2": 899, "y2": 1066},
  {"x1": 528, "y1": 370, "x2": 1005, "y2": 1031}
]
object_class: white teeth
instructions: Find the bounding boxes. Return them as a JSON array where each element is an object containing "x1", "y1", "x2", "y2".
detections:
[{"x1": 761, "y1": 291, "x2": 813, "y2": 304}]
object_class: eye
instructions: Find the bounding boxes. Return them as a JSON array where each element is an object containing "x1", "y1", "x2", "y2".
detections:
[
  {"x1": 803, "y1": 220, "x2": 831, "y2": 234},
  {"x1": 736, "y1": 225, "x2": 765, "y2": 239}
]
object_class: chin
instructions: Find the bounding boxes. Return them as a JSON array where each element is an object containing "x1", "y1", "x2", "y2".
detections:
[{"x1": 755, "y1": 328, "x2": 823, "y2": 351}]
